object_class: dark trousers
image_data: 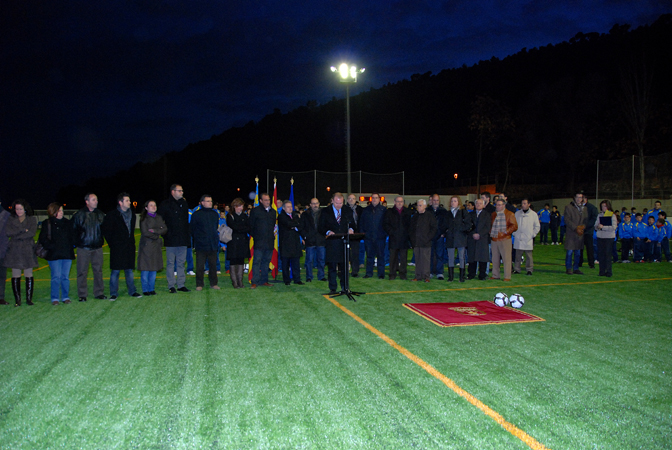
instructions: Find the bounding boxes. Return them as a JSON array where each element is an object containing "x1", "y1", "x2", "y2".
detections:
[
  {"x1": 282, "y1": 257, "x2": 301, "y2": 283},
  {"x1": 349, "y1": 240, "x2": 360, "y2": 275},
  {"x1": 365, "y1": 239, "x2": 386, "y2": 277},
  {"x1": 620, "y1": 238, "x2": 633, "y2": 261},
  {"x1": 634, "y1": 238, "x2": 646, "y2": 261},
  {"x1": 661, "y1": 237, "x2": 671, "y2": 261},
  {"x1": 327, "y1": 262, "x2": 346, "y2": 292},
  {"x1": 579, "y1": 232, "x2": 595, "y2": 267},
  {"x1": 550, "y1": 225, "x2": 559, "y2": 243},
  {"x1": 597, "y1": 238, "x2": 613, "y2": 276},
  {"x1": 539, "y1": 223, "x2": 549, "y2": 244},
  {"x1": 430, "y1": 238, "x2": 446, "y2": 275},
  {"x1": 388, "y1": 248, "x2": 408, "y2": 279},
  {"x1": 76, "y1": 247, "x2": 104, "y2": 297},
  {"x1": 468, "y1": 261, "x2": 488, "y2": 280},
  {"x1": 196, "y1": 250, "x2": 218, "y2": 287},
  {"x1": 413, "y1": 247, "x2": 431, "y2": 280}
]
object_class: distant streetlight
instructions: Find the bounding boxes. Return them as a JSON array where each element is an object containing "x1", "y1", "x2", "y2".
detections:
[{"x1": 331, "y1": 63, "x2": 365, "y2": 195}]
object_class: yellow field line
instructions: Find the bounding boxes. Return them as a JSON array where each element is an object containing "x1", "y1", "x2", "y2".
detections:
[
  {"x1": 364, "y1": 277, "x2": 672, "y2": 295},
  {"x1": 324, "y1": 295, "x2": 550, "y2": 449}
]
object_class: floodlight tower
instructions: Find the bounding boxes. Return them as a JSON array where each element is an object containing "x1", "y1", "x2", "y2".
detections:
[{"x1": 331, "y1": 63, "x2": 365, "y2": 195}]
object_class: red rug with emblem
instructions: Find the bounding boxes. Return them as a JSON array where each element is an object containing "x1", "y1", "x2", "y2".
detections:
[{"x1": 403, "y1": 301, "x2": 544, "y2": 327}]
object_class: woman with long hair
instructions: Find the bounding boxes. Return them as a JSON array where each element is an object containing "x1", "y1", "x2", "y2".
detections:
[
  {"x1": 595, "y1": 199, "x2": 617, "y2": 277},
  {"x1": 137, "y1": 200, "x2": 168, "y2": 295},
  {"x1": 38, "y1": 202, "x2": 75, "y2": 305},
  {"x1": 5, "y1": 199, "x2": 38, "y2": 306}
]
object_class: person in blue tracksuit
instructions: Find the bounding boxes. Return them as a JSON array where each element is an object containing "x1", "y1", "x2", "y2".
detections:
[
  {"x1": 657, "y1": 212, "x2": 671, "y2": 262},
  {"x1": 537, "y1": 204, "x2": 551, "y2": 245},
  {"x1": 618, "y1": 213, "x2": 634, "y2": 262},
  {"x1": 632, "y1": 213, "x2": 648, "y2": 262},
  {"x1": 645, "y1": 216, "x2": 662, "y2": 262}
]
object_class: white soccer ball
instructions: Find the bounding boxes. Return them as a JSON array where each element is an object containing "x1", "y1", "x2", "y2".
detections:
[
  {"x1": 509, "y1": 293, "x2": 525, "y2": 309},
  {"x1": 493, "y1": 292, "x2": 509, "y2": 307}
]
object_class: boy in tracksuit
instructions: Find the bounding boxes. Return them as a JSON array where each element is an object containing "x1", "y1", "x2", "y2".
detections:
[
  {"x1": 657, "y1": 212, "x2": 671, "y2": 262},
  {"x1": 644, "y1": 216, "x2": 659, "y2": 262},
  {"x1": 632, "y1": 214, "x2": 648, "y2": 262},
  {"x1": 618, "y1": 213, "x2": 634, "y2": 263}
]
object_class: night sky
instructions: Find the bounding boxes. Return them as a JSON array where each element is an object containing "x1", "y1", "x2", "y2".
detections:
[{"x1": 1, "y1": 1, "x2": 668, "y2": 207}]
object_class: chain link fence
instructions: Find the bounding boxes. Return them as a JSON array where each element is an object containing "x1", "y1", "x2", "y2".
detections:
[{"x1": 596, "y1": 152, "x2": 672, "y2": 201}]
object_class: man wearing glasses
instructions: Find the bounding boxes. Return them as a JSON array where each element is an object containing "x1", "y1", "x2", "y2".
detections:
[{"x1": 158, "y1": 184, "x2": 191, "y2": 293}]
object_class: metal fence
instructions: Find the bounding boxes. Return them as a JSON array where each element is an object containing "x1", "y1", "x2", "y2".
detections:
[{"x1": 596, "y1": 152, "x2": 672, "y2": 203}]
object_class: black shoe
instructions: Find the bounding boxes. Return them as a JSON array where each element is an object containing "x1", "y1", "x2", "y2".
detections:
[
  {"x1": 110, "y1": 295, "x2": 118, "y2": 301},
  {"x1": 131, "y1": 293, "x2": 142, "y2": 298},
  {"x1": 574, "y1": 270, "x2": 584, "y2": 275},
  {"x1": 306, "y1": 279, "x2": 312, "y2": 283},
  {"x1": 351, "y1": 273, "x2": 358, "y2": 278},
  {"x1": 79, "y1": 297, "x2": 87, "y2": 302},
  {"x1": 149, "y1": 291, "x2": 157, "y2": 295},
  {"x1": 329, "y1": 290, "x2": 338, "y2": 295},
  {"x1": 177, "y1": 287, "x2": 190, "y2": 292},
  {"x1": 169, "y1": 287, "x2": 177, "y2": 293},
  {"x1": 378, "y1": 276, "x2": 385, "y2": 280},
  {"x1": 294, "y1": 281, "x2": 305, "y2": 285},
  {"x1": 389, "y1": 277, "x2": 396, "y2": 281},
  {"x1": 285, "y1": 282, "x2": 291, "y2": 286},
  {"x1": 363, "y1": 275, "x2": 372, "y2": 279},
  {"x1": 94, "y1": 295, "x2": 107, "y2": 300},
  {"x1": 513, "y1": 270, "x2": 521, "y2": 274},
  {"x1": 526, "y1": 271, "x2": 532, "y2": 276},
  {"x1": 319, "y1": 278, "x2": 327, "y2": 282},
  {"x1": 143, "y1": 292, "x2": 151, "y2": 296}
]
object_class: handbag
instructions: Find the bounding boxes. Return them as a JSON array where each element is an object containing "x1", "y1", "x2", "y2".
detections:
[
  {"x1": 219, "y1": 224, "x2": 233, "y2": 243},
  {"x1": 34, "y1": 220, "x2": 52, "y2": 259}
]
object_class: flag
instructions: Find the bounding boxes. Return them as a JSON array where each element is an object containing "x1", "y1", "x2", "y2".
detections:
[
  {"x1": 289, "y1": 177, "x2": 295, "y2": 209},
  {"x1": 248, "y1": 178, "x2": 259, "y2": 282},
  {"x1": 270, "y1": 179, "x2": 279, "y2": 279}
]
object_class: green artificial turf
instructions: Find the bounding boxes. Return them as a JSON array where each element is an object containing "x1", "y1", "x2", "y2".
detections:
[{"x1": 1, "y1": 244, "x2": 670, "y2": 449}]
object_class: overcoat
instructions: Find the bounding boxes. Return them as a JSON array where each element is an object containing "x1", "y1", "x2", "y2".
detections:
[
  {"x1": 318, "y1": 205, "x2": 354, "y2": 263},
  {"x1": 38, "y1": 217, "x2": 75, "y2": 261},
  {"x1": 467, "y1": 209, "x2": 491, "y2": 262},
  {"x1": 249, "y1": 205, "x2": 277, "y2": 250},
  {"x1": 137, "y1": 214, "x2": 167, "y2": 271},
  {"x1": 157, "y1": 197, "x2": 190, "y2": 247},
  {"x1": 226, "y1": 212, "x2": 251, "y2": 260},
  {"x1": 444, "y1": 208, "x2": 472, "y2": 249},
  {"x1": 102, "y1": 208, "x2": 137, "y2": 270},
  {"x1": 563, "y1": 201, "x2": 586, "y2": 251},
  {"x1": 513, "y1": 209, "x2": 540, "y2": 251},
  {"x1": 278, "y1": 211, "x2": 303, "y2": 258},
  {"x1": 4, "y1": 215, "x2": 38, "y2": 269},
  {"x1": 409, "y1": 212, "x2": 437, "y2": 248},
  {"x1": 383, "y1": 206, "x2": 412, "y2": 250}
]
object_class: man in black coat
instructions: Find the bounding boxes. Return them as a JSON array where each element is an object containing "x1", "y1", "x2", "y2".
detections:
[
  {"x1": 72, "y1": 193, "x2": 107, "y2": 301},
  {"x1": 359, "y1": 192, "x2": 387, "y2": 279},
  {"x1": 300, "y1": 198, "x2": 326, "y2": 282},
  {"x1": 346, "y1": 194, "x2": 363, "y2": 278},
  {"x1": 467, "y1": 199, "x2": 492, "y2": 280},
  {"x1": 102, "y1": 193, "x2": 140, "y2": 300},
  {"x1": 579, "y1": 194, "x2": 599, "y2": 269},
  {"x1": 383, "y1": 196, "x2": 412, "y2": 280},
  {"x1": 428, "y1": 194, "x2": 449, "y2": 279},
  {"x1": 157, "y1": 184, "x2": 191, "y2": 293},
  {"x1": 318, "y1": 192, "x2": 354, "y2": 294},
  {"x1": 249, "y1": 193, "x2": 277, "y2": 288},
  {"x1": 190, "y1": 195, "x2": 220, "y2": 290},
  {"x1": 278, "y1": 200, "x2": 304, "y2": 285}
]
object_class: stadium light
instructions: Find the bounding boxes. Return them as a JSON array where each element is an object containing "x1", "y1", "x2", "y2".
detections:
[{"x1": 331, "y1": 63, "x2": 365, "y2": 195}]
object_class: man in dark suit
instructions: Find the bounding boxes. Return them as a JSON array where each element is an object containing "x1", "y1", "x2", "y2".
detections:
[
  {"x1": 318, "y1": 192, "x2": 354, "y2": 294},
  {"x1": 249, "y1": 193, "x2": 277, "y2": 288},
  {"x1": 467, "y1": 199, "x2": 492, "y2": 280}
]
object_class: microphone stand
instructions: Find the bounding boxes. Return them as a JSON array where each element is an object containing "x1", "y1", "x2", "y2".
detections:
[{"x1": 328, "y1": 224, "x2": 365, "y2": 302}]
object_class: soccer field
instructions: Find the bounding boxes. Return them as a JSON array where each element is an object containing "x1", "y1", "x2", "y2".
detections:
[{"x1": 1, "y1": 243, "x2": 670, "y2": 449}]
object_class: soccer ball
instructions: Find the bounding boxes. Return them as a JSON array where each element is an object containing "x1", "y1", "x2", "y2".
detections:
[
  {"x1": 509, "y1": 293, "x2": 525, "y2": 309},
  {"x1": 493, "y1": 292, "x2": 509, "y2": 307}
]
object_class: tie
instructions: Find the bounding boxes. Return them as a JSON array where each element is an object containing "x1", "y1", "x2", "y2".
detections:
[{"x1": 336, "y1": 209, "x2": 341, "y2": 224}]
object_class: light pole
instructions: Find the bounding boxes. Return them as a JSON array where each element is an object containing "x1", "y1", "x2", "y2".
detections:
[{"x1": 331, "y1": 63, "x2": 364, "y2": 195}]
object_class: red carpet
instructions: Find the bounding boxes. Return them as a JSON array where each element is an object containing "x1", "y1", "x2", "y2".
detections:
[{"x1": 403, "y1": 301, "x2": 544, "y2": 327}]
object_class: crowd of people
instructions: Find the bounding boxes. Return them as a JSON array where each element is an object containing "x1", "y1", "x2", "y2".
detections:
[{"x1": 0, "y1": 186, "x2": 669, "y2": 306}]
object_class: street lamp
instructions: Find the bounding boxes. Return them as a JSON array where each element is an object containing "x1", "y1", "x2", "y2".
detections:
[{"x1": 331, "y1": 63, "x2": 365, "y2": 195}]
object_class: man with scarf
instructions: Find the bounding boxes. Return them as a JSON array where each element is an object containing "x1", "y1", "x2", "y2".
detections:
[{"x1": 102, "y1": 193, "x2": 141, "y2": 300}]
